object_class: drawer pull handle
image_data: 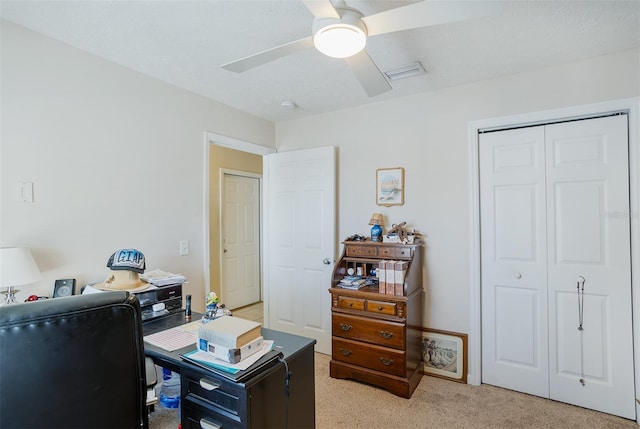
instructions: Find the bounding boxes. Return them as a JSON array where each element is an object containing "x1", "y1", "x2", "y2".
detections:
[
  {"x1": 199, "y1": 378, "x2": 221, "y2": 391},
  {"x1": 348, "y1": 302, "x2": 353, "y2": 307},
  {"x1": 379, "y1": 357, "x2": 394, "y2": 366},
  {"x1": 378, "y1": 330, "x2": 394, "y2": 339},
  {"x1": 200, "y1": 418, "x2": 221, "y2": 429},
  {"x1": 339, "y1": 323, "x2": 353, "y2": 331},
  {"x1": 339, "y1": 348, "x2": 352, "y2": 356},
  {"x1": 377, "y1": 306, "x2": 383, "y2": 311}
]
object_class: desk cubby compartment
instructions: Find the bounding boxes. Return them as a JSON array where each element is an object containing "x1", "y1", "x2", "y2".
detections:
[
  {"x1": 332, "y1": 240, "x2": 421, "y2": 297},
  {"x1": 339, "y1": 260, "x2": 377, "y2": 278}
]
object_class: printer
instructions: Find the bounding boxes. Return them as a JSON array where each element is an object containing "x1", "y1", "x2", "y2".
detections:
[{"x1": 134, "y1": 283, "x2": 183, "y2": 321}]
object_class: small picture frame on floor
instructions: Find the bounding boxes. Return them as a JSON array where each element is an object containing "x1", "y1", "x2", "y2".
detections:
[{"x1": 421, "y1": 328, "x2": 467, "y2": 383}]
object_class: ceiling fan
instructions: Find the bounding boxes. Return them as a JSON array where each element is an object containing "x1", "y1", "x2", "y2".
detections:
[{"x1": 221, "y1": 0, "x2": 503, "y2": 97}]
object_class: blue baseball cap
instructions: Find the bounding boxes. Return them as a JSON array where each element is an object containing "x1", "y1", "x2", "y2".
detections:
[{"x1": 106, "y1": 249, "x2": 146, "y2": 274}]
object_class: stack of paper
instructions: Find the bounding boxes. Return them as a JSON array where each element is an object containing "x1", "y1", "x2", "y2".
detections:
[
  {"x1": 143, "y1": 320, "x2": 201, "y2": 351},
  {"x1": 338, "y1": 275, "x2": 377, "y2": 290},
  {"x1": 141, "y1": 269, "x2": 187, "y2": 286},
  {"x1": 183, "y1": 340, "x2": 274, "y2": 375}
]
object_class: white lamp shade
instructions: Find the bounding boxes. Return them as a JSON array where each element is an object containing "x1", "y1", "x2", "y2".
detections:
[{"x1": 0, "y1": 247, "x2": 42, "y2": 287}]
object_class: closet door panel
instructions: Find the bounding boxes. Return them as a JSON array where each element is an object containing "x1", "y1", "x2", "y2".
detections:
[
  {"x1": 546, "y1": 115, "x2": 634, "y2": 419},
  {"x1": 480, "y1": 126, "x2": 549, "y2": 397}
]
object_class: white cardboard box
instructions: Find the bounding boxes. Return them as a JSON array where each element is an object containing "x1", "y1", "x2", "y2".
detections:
[{"x1": 197, "y1": 335, "x2": 264, "y2": 364}]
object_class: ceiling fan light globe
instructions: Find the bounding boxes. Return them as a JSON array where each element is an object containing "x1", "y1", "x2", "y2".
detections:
[
  {"x1": 312, "y1": 10, "x2": 367, "y2": 59},
  {"x1": 314, "y1": 24, "x2": 366, "y2": 58}
]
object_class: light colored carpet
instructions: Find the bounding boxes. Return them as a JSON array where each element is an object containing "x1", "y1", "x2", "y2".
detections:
[{"x1": 149, "y1": 352, "x2": 637, "y2": 429}]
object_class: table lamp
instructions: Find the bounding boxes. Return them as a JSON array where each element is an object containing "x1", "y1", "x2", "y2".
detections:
[
  {"x1": 369, "y1": 213, "x2": 384, "y2": 242},
  {"x1": 0, "y1": 247, "x2": 42, "y2": 306}
]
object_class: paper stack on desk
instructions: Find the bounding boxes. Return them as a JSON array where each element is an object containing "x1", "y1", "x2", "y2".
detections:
[
  {"x1": 140, "y1": 269, "x2": 187, "y2": 286},
  {"x1": 182, "y1": 340, "x2": 274, "y2": 375},
  {"x1": 338, "y1": 275, "x2": 377, "y2": 290}
]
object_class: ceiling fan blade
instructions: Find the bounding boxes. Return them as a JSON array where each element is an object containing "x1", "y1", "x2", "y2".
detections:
[
  {"x1": 362, "y1": 0, "x2": 504, "y2": 37},
  {"x1": 345, "y1": 50, "x2": 391, "y2": 97},
  {"x1": 222, "y1": 36, "x2": 314, "y2": 73},
  {"x1": 301, "y1": 0, "x2": 340, "y2": 19}
]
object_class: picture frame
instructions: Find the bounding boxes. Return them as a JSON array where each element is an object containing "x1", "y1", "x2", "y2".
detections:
[
  {"x1": 421, "y1": 328, "x2": 468, "y2": 383},
  {"x1": 376, "y1": 167, "x2": 404, "y2": 206}
]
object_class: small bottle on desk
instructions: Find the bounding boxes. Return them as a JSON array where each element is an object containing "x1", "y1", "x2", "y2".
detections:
[{"x1": 185, "y1": 294, "x2": 192, "y2": 322}]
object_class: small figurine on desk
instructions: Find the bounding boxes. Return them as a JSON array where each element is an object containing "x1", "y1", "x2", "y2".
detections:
[
  {"x1": 202, "y1": 292, "x2": 230, "y2": 323},
  {"x1": 388, "y1": 222, "x2": 409, "y2": 243},
  {"x1": 202, "y1": 292, "x2": 219, "y2": 323}
]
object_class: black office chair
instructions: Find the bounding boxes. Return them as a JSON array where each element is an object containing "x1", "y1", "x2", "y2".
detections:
[{"x1": 0, "y1": 291, "x2": 149, "y2": 429}]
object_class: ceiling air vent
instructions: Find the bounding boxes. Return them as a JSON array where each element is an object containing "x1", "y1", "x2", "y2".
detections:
[{"x1": 384, "y1": 61, "x2": 426, "y2": 81}]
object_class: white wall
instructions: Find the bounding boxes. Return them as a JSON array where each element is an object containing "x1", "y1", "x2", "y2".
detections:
[
  {"x1": 3, "y1": 18, "x2": 639, "y2": 336},
  {"x1": 276, "y1": 48, "x2": 640, "y2": 335},
  {"x1": 1, "y1": 21, "x2": 275, "y2": 310}
]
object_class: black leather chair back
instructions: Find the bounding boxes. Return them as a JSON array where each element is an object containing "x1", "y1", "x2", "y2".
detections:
[{"x1": 0, "y1": 291, "x2": 148, "y2": 429}]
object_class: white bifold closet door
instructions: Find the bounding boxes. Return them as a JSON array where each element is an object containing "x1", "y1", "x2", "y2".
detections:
[{"x1": 480, "y1": 115, "x2": 634, "y2": 419}]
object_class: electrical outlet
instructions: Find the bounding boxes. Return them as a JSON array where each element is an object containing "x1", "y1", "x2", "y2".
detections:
[{"x1": 180, "y1": 240, "x2": 189, "y2": 256}]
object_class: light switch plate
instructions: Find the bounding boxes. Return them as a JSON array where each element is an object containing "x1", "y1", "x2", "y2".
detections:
[{"x1": 17, "y1": 181, "x2": 34, "y2": 203}]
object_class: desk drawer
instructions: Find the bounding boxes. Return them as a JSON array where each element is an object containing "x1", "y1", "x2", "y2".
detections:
[
  {"x1": 332, "y1": 313, "x2": 404, "y2": 349},
  {"x1": 366, "y1": 299, "x2": 397, "y2": 316},
  {"x1": 182, "y1": 369, "x2": 244, "y2": 421},
  {"x1": 345, "y1": 245, "x2": 376, "y2": 257},
  {"x1": 332, "y1": 337, "x2": 406, "y2": 377},
  {"x1": 183, "y1": 399, "x2": 242, "y2": 429},
  {"x1": 337, "y1": 296, "x2": 365, "y2": 311}
]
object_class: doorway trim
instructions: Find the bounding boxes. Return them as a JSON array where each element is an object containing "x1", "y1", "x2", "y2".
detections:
[
  {"x1": 467, "y1": 98, "x2": 640, "y2": 418},
  {"x1": 203, "y1": 132, "x2": 275, "y2": 310}
]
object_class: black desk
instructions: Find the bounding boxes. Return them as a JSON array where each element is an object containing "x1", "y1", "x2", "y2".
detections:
[{"x1": 143, "y1": 311, "x2": 316, "y2": 429}]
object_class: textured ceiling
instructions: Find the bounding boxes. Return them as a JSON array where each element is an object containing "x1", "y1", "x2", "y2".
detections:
[{"x1": 1, "y1": 0, "x2": 639, "y2": 122}]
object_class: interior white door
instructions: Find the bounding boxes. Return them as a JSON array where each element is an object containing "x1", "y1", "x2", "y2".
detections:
[
  {"x1": 480, "y1": 115, "x2": 634, "y2": 419},
  {"x1": 264, "y1": 146, "x2": 335, "y2": 354},
  {"x1": 480, "y1": 126, "x2": 550, "y2": 397},
  {"x1": 221, "y1": 173, "x2": 261, "y2": 310},
  {"x1": 545, "y1": 115, "x2": 634, "y2": 419}
]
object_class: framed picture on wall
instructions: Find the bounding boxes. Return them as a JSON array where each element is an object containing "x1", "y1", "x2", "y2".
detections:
[
  {"x1": 376, "y1": 167, "x2": 404, "y2": 206},
  {"x1": 421, "y1": 328, "x2": 468, "y2": 383}
]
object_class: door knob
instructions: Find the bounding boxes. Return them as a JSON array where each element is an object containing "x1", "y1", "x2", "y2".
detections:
[
  {"x1": 322, "y1": 258, "x2": 332, "y2": 265},
  {"x1": 515, "y1": 273, "x2": 522, "y2": 279}
]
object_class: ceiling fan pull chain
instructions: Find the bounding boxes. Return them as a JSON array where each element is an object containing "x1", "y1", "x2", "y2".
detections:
[{"x1": 577, "y1": 276, "x2": 586, "y2": 386}]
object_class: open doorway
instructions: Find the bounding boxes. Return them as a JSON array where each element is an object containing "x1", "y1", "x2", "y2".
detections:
[{"x1": 204, "y1": 132, "x2": 275, "y2": 314}]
